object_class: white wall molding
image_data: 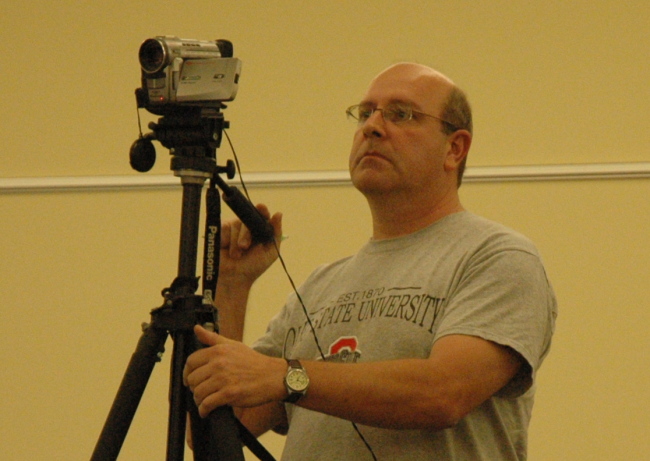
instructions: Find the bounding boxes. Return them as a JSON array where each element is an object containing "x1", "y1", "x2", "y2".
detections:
[{"x1": 2, "y1": 162, "x2": 649, "y2": 193}]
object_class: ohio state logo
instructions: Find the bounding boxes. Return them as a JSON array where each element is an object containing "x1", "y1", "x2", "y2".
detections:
[{"x1": 327, "y1": 336, "x2": 361, "y2": 363}]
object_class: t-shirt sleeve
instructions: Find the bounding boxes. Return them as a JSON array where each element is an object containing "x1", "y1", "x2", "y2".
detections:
[
  {"x1": 250, "y1": 305, "x2": 289, "y2": 358},
  {"x1": 434, "y1": 245, "x2": 557, "y2": 397}
]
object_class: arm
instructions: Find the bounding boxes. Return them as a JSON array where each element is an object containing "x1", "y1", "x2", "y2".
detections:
[
  {"x1": 297, "y1": 334, "x2": 523, "y2": 430},
  {"x1": 189, "y1": 204, "x2": 286, "y2": 439},
  {"x1": 214, "y1": 204, "x2": 283, "y2": 341},
  {"x1": 185, "y1": 328, "x2": 523, "y2": 431}
]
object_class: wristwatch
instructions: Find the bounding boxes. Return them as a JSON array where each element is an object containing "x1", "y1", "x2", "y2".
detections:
[{"x1": 284, "y1": 359, "x2": 310, "y2": 403}]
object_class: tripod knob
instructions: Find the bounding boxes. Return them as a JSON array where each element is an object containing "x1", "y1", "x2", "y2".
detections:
[
  {"x1": 130, "y1": 136, "x2": 157, "y2": 172},
  {"x1": 215, "y1": 159, "x2": 236, "y2": 179}
]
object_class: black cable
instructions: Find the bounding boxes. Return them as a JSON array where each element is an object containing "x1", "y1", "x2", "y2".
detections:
[{"x1": 223, "y1": 130, "x2": 377, "y2": 461}]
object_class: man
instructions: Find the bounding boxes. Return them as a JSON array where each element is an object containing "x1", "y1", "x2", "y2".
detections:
[{"x1": 183, "y1": 62, "x2": 557, "y2": 460}]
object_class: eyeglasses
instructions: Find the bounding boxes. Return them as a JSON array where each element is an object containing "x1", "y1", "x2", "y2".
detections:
[{"x1": 346, "y1": 102, "x2": 458, "y2": 130}]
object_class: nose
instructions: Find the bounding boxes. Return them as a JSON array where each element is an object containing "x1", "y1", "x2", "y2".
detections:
[{"x1": 361, "y1": 109, "x2": 386, "y2": 138}]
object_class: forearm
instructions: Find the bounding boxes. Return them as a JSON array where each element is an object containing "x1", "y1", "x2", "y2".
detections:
[
  {"x1": 214, "y1": 278, "x2": 252, "y2": 341},
  {"x1": 185, "y1": 331, "x2": 520, "y2": 432},
  {"x1": 235, "y1": 401, "x2": 288, "y2": 437},
  {"x1": 293, "y1": 336, "x2": 521, "y2": 431},
  {"x1": 296, "y1": 359, "x2": 462, "y2": 430}
]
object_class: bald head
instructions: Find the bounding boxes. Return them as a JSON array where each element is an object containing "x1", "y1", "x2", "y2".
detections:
[
  {"x1": 373, "y1": 62, "x2": 456, "y2": 88},
  {"x1": 364, "y1": 63, "x2": 456, "y2": 118},
  {"x1": 362, "y1": 62, "x2": 473, "y2": 186}
]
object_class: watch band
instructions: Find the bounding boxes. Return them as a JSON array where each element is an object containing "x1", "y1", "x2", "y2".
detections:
[{"x1": 287, "y1": 359, "x2": 301, "y2": 370}]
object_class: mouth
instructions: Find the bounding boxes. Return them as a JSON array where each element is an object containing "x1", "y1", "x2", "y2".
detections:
[
  {"x1": 350, "y1": 140, "x2": 392, "y2": 169},
  {"x1": 357, "y1": 151, "x2": 391, "y2": 166},
  {"x1": 362, "y1": 149, "x2": 389, "y2": 159}
]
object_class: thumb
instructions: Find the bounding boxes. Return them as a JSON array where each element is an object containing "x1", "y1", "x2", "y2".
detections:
[{"x1": 194, "y1": 324, "x2": 221, "y2": 346}]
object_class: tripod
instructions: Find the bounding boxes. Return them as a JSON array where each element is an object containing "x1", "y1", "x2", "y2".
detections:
[{"x1": 91, "y1": 107, "x2": 276, "y2": 461}]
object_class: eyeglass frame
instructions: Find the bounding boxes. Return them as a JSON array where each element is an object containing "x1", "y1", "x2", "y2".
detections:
[{"x1": 346, "y1": 102, "x2": 460, "y2": 132}]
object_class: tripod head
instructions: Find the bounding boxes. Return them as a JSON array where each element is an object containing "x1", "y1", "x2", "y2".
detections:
[
  {"x1": 129, "y1": 104, "x2": 274, "y2": 246},
  {"x1": 129, "y1": 105, "x2": 230, "y2": 174}
]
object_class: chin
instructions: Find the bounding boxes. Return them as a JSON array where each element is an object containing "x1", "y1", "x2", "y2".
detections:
[{"x1": 352, "y1": 175, "x2": 393, "y2": 196}]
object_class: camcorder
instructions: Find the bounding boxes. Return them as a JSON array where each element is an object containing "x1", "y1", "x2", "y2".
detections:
[
  {"x1": 136, "y1": 36, "x2": 242, "y2": 115},
  {"x1": 129, "y1": 36, "x2": 243, "y2": 172}
]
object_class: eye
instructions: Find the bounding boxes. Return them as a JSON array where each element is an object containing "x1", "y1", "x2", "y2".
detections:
[
  {"x1": 357, "y1": 105, "x2": 374, "y2": 121},
  {"x1": 385, "y1": 104, "x2": 411, "y2": 122}
]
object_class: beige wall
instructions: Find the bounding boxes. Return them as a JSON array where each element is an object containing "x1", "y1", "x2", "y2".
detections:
[{"x1": 1, "y1": 1, "x2": 649, "y2": 459}]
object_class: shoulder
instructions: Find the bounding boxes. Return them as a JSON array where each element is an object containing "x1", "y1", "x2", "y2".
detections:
[
  {"x1": 298, "y1": 254, "x2": 356, "y2": 289},
  {"x1": 445, "y1": 212, "x2": 540, "y2": 256}
]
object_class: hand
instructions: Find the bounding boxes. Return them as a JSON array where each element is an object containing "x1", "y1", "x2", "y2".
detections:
[
  {"x1": 183, "y1": 325, "x2": 287, "y2": 418},
  {"x1": 219, "y1": 204, "x2": 283, "y2": 287}
]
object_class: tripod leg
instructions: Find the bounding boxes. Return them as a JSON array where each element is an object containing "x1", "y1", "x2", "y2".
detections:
[
  {"x1": 189, "y1": 403, "x2": 247, "y2": 461},
  {"x1": 91, "y1": 324, "x2": 168, "y2": 461},
  {"x1": 166, "y1": 328, "x2": 245, "y2": 461},
  {"x1": 174, "y1": 326, "x2": 246, "y2": 461},
  {"x1": 167, "y1": 330, "x2": 192, "y2": 460}
]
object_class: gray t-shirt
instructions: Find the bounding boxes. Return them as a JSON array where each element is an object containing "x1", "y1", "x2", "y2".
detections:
[{"x1": 253, "y1": 211, "x2": 557, "y2": 460}]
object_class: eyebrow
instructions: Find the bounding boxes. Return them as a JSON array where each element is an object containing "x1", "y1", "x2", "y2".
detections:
[{"x1": 359, "y1": 98, "x2": 419, "y2": 108}]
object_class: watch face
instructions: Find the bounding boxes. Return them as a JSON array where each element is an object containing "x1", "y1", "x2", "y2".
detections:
[{"x1": 286, "y1": 369, "x2": 309, "y2": 392}]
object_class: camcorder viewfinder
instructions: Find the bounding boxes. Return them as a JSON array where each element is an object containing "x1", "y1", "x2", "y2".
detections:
[{"x1": 136, "y1": 36, "x2": 242, "y2": 114}]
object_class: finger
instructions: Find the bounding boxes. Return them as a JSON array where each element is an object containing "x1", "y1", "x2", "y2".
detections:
[
  {"x1": 220, "y1": 220, "x2": 232, "y2": 249},
  {"x1": 226, "y1": 220, "x2": 250, "y2": 258},
  {"x1": 254, "y1": 204, "x2": 282, "y2": 245},
  {"x1": 221, "y1": 219, "x2": 250, "y2": 254},
  {"x1": 183, "y1": 350, "x2": 209, "y2": 386},
  {"x1": 198, "y1": 391, "x2": 226, "y2": 418},
  {"x1": 236, "y1": 222, "x2": 252, "y2": 250},
  {"x1": 269, "y1": 211, "x2": 283, "y2": 243},
  {"x1": 254, "y1": 203, "x2": 271, "y2": 220},
  {"x1": 183, "y1": 327, "x2": 221, "y2": 385}
]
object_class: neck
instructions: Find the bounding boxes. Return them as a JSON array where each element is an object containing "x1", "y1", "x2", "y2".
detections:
[{"x1": 366, "y1": 189, "x2": 465, "y2": 240}]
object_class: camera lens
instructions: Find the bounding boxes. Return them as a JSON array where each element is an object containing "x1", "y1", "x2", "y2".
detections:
[{"x1": 139, "y1": 38, "x2": 167, "y2": 73}]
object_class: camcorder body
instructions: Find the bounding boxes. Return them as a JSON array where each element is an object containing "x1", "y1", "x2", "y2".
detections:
[{"x1": 136, "y1": 36, "x2": 242, "y2": 115}]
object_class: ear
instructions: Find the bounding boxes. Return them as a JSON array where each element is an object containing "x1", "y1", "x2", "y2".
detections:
[{"x1": 443, "y1": 130, "x2": 472, "y2": 172}]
